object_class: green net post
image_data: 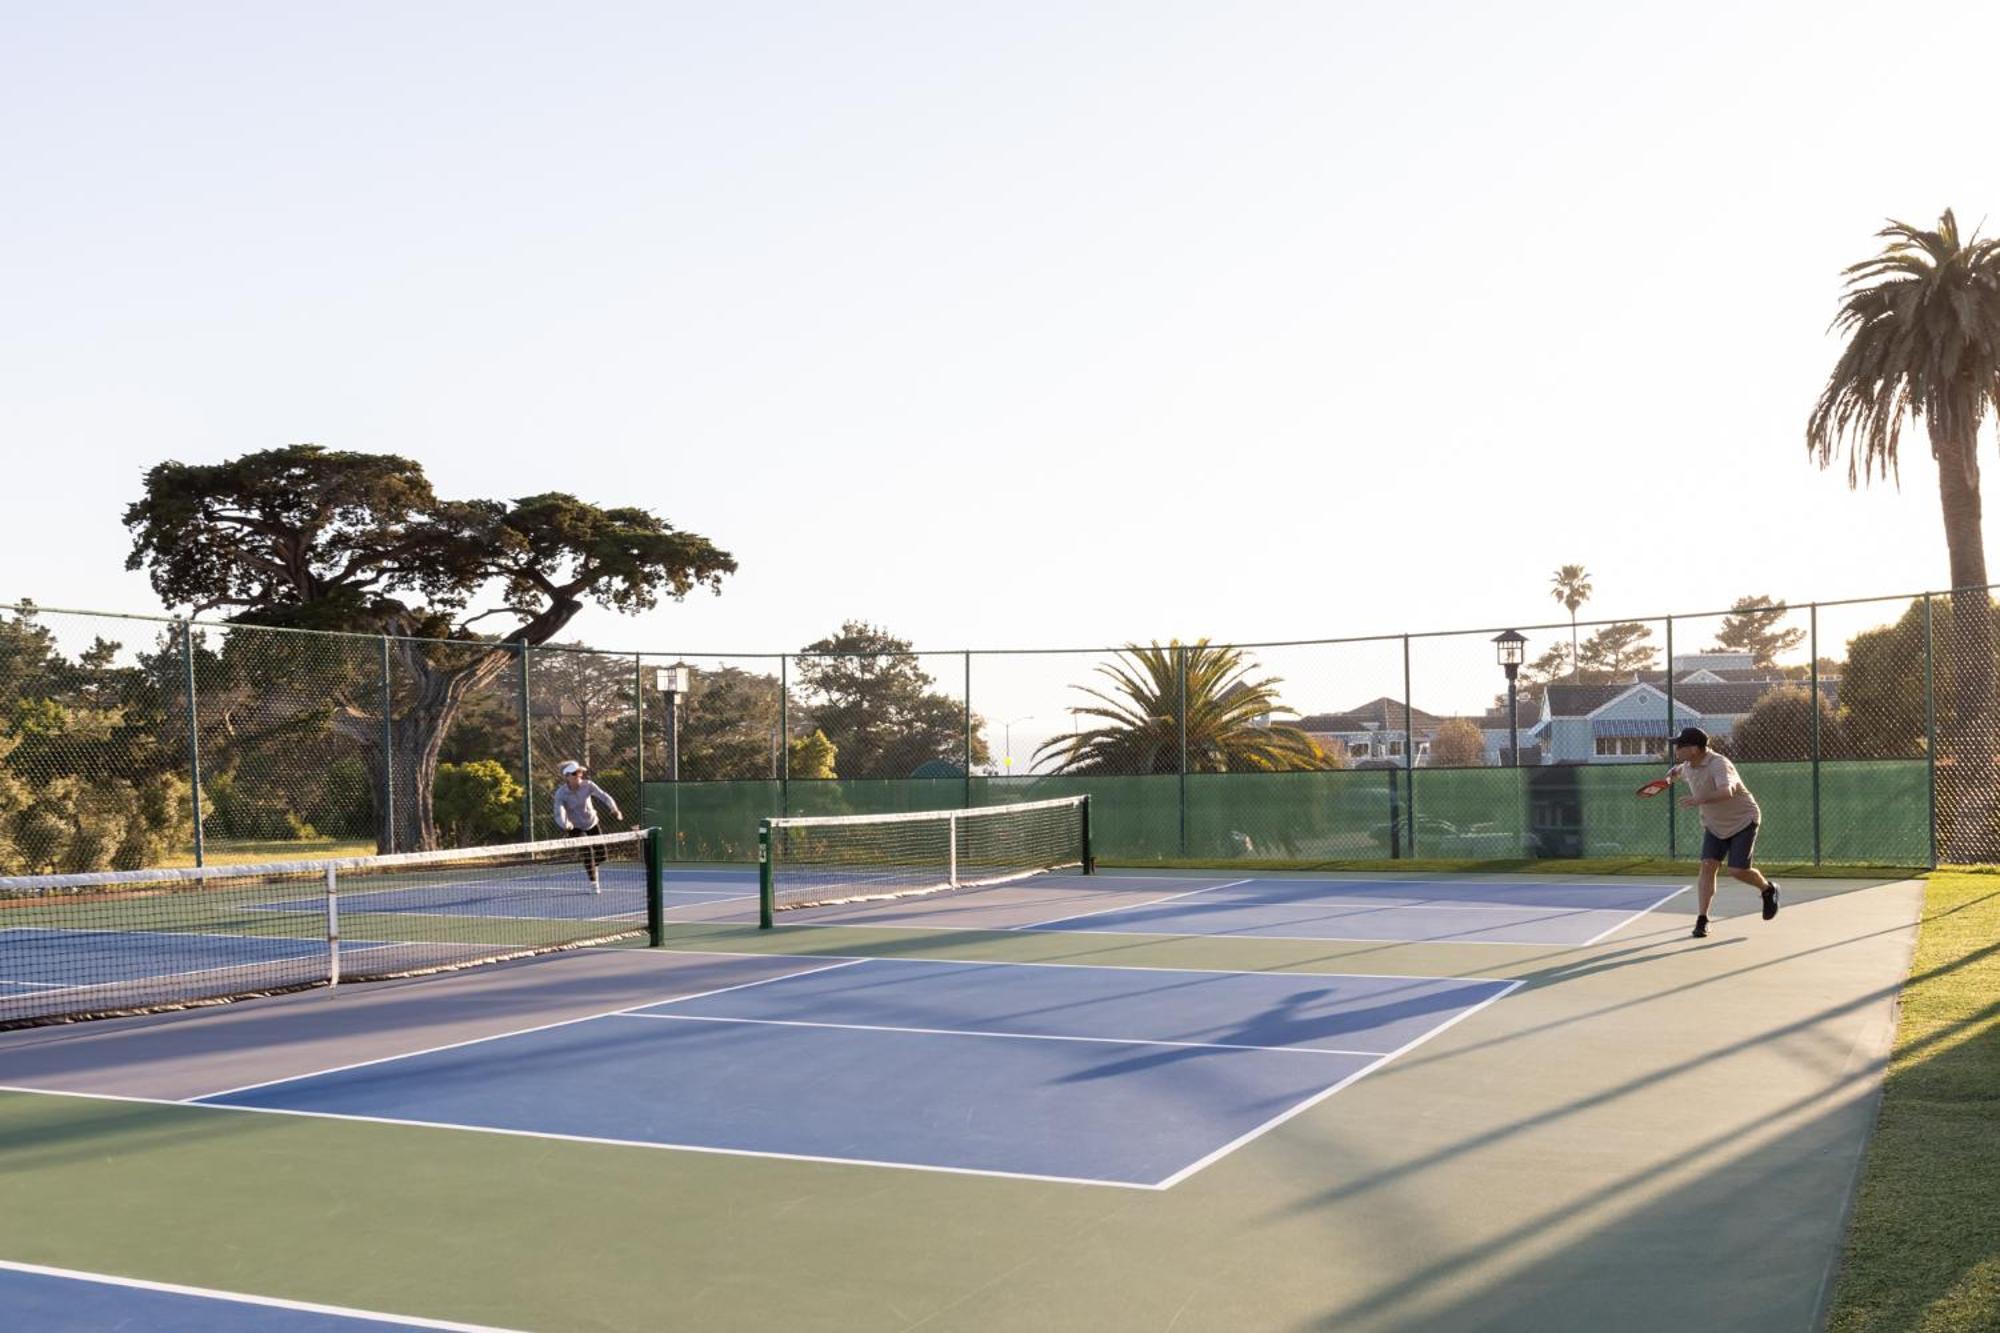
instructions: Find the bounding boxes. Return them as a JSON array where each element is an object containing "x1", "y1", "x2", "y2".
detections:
[
  {"x1": 1080, "y1": 794, "x2": 1095, "y2": 873},
  {"x1": 758, "y1": 820, "x2": 774, "y2": 929},
  {"x1": 646, "y1": 824, "x2": 665, "y2": 947},
  {"x1": 182, "y1": 620, "x2": 205, "y2": 867},
  {"x1": 1810, "y1": 603, "x2": 1822, "y2": 865}
]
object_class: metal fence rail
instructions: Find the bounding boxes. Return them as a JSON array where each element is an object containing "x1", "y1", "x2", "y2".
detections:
[{"x1": 1, "y1": 584, "x2": 1992, "y2": 872}]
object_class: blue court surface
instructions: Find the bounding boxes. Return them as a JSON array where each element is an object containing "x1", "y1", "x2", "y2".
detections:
[
  {"x1": 0, "y1": 928, "x2": 400, "y2": 998},
  {"x1": 198, "y1": 956, "x2": 1519, "y2": 1188},
  {"x1": 1020, "y1": 876, "x2": 1686, "y2": 945},
  {"x1": 0, "y1": 1260, "x2": 516, "y2": 1331}
]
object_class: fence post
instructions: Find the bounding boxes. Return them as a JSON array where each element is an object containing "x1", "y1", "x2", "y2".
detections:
[
  {"x1": 963, "y1": 651, "x2": 973, "y2": 809},
  {"x1": 1177, "y1": 643, "x2": 1189, "y2": 858},
  {"x1": 1924, "y1": 593, "x2": 1937, "y2": 868},
  {"x1": 380, "y1": 636, "x2": 394, "y2": 854},
  {"x1": 779, "y1": 654, "x2": 790, "y2": 818},
  {"x1": 1665, "y1": 616, "x2": 1676, "y2": 861},
  {"x1": 182, "y1": 620, "x2": 204, "y2": 867},
  {"x1": 519, "y1": 644, "x2": 534, "y2": 841},
  {"x1": 634, "y1": 655, "x2": 646, "y2": 793},
  {"x1": 1810, "y1": 603, "x2": 1822, "y2": 865},
  {"x1": 1401, "y1": 633, "x2": 1415, "y2": 860}
]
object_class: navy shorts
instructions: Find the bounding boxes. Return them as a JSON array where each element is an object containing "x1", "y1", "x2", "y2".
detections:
[{"x1": 1700, "y1": 821, "x2": 1758, "y2": 869}]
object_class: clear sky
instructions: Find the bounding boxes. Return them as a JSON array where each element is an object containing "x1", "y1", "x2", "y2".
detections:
[{"x1": 3, "y1": 2, "x2": 1996, "y2": 743}]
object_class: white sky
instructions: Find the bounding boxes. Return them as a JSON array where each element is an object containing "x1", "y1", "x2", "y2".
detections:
[{"x1": 3, "y1": 2, "x2": 1997, "y2": 755}]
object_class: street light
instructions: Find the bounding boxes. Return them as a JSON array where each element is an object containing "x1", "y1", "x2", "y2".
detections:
[
  {"x1": 651, "y1": 663, "x2": 693, "y2": 781},
  {"x1": 1493, "y1": 629, "x2": 1526, "y2": 767},
  {"x1": 1002, "y1": 715, "x2": 1038, "y2": 775}
]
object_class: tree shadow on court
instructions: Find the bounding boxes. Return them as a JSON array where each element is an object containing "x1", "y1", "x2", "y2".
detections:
[{"x1": 1263, "y1": 932, "x2": 2000, "y2": 1332}]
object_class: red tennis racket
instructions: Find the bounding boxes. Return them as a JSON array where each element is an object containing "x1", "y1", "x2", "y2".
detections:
[{"x1": 1634, "y1": 777, "x2": 1674, "y2": 798}]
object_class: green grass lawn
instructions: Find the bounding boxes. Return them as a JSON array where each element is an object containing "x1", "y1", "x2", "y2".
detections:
[
  {"x1": 1826, "y1": 869, "x2": 2000, "y2": 1333},
  {"x1": 161, "y1": 838, "x2": 378, "y2": 867}
]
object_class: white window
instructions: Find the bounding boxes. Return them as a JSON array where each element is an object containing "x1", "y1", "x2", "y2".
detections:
[{"x1": 1349, "y1": 740, "x2": 1371, "y2": 757}]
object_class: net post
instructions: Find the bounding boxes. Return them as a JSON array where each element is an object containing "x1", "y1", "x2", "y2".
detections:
[
  {"x1": 1080, "y1": 794, "x2": 1094, "y2": 873},
  {"x1": 646, "y1": 824, "x2": 665, "y2": 947},
  {"x1": 182, "y1": 620, "x2": 205, "y2": 867},
  {"x1": 326, "y1": 864, "x2": 341, "y2": 988},
  {"x1": 948, "y1": 812, "x2": 960, "y2": 887},
  {"x1": 758, "y1": 820, "x2": 775, "y2": 929}
]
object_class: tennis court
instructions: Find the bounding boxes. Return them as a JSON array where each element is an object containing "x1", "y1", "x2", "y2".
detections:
[{"x1": 0, "y1": 805, "x2": 1924, "y2": 1330}]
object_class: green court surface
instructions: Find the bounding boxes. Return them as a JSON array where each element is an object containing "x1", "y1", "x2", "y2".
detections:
[{"x1": 0, "y1": 871, "x2": 1923, "y2": 1332}]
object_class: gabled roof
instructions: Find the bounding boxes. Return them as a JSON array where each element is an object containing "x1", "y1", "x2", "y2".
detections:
[
  {"x1": 1297, "y1": 696, "x2": 1444, "y2": 733},
  {"x1": 1543, "y1": 678, "x2": 1841, "y2": 720}
]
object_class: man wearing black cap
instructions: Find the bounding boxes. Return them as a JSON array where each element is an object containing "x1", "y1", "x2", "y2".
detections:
[{"x1": 1669, "y1": 726, "x2": 1779, "y2": 937}]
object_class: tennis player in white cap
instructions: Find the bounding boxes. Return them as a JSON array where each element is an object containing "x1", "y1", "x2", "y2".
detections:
[{"x1": 553, "y1": 760, "x2": 623, "y2": 891}]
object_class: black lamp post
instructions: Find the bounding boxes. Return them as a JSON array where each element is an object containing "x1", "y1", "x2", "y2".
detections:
[
  {"x1": 655, "y1": 664, "x2": 692, "y2": 781},
  {"x1": 1493, "y1": 630, "x2": 1526, "y2": 767}
]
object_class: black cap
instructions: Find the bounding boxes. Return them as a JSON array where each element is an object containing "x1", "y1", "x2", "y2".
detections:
[{"x1": 1671, "y1": 726, "x2": 1708, "y2": 749}]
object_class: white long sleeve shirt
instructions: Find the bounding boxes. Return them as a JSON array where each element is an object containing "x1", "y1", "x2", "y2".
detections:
[{"x1": 552, "y1": 779, "x2": 622, "y2": 832}]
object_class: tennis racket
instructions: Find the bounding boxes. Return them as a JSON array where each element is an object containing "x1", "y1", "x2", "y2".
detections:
[{"x1": 1635, "y1": 764, "x2": 1684, "y2": 798}]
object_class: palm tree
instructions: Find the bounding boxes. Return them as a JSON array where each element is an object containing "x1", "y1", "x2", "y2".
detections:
[
  {"x1": 1549, "y1": 565, "x2": 1592, "y2": 681},
  {"x1": 1033, "y1": 640, "x2": 1329, "y2": 774},
  {"x1": 1807, "y1": 209, "x2": 2000, "y2": 861}
]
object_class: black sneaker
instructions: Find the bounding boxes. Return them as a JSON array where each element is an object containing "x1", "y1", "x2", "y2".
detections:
[
  {"x1": 1762, "y1": 883, "x2": 1780, "y2": 920},
  {"x1": 1692, "y1": 914, "x2": 1709, "y2": 938}
]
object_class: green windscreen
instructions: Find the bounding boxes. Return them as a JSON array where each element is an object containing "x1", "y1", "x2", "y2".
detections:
[{"x1": 643, "y1": 760, "x2": 1932, "y2": 868}]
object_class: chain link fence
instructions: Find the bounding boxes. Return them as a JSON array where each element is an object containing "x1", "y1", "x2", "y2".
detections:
[{"x1": 2, "y1": 586, "x2": 1991, "y2": 872}]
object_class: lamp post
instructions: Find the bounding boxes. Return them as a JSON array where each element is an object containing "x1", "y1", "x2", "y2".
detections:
[
  {"x1": 1002, "y1": 715, "x2": 1038, "y2": 775},
  {"x1": 653, "y1": 663, "x2": 692, "y2": 781},
  {"x1": 1493, "y1": 629, "x2": 1526, "y2": 767}
]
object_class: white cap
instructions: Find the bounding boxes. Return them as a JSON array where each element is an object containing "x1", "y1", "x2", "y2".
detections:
[{"x1": 559, "y1": 761, "x2": 584, "y2": 776}]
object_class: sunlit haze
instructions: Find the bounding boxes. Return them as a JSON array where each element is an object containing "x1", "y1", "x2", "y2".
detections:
[{"x1": 4, "y1": 2, "x2": 1996, "y2": 759}]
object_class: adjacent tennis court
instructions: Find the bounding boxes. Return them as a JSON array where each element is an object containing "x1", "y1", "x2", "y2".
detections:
[{"x1": 0, "y1": 807, "x2": 1926, "y2": 1330}]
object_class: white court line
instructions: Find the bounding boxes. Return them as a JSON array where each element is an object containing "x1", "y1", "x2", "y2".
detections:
[
  {"x1": 1578, "y1": 885, "x2": 1692, "y2": 946},
  {"x1": 0, "y1": 1257, "x2": 524, "y2": 1331},
  {"x1": 648, "y1": 948, "x2": 1516, "y2": 986},
  {"x1": 0, "y1": 1083, "x2": 1160, "y2": 1191},
  {"x1": 1151, "y1": 978, "x2": 1528, "y2": 1189},
  {"x1": 1014, "y1": 879, "x2": 1251, "y2": 929},
  {"x1": 615, "y1": 1011, "x2": 1390, "y2": 1057},
  {"x1": 189, "y1": 957, "x2": 871, "y2": 1103},
  {"x1": 1006, "y1": 919, "x2": 1594, "y2": 947}
]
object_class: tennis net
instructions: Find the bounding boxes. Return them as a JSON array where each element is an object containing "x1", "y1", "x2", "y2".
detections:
[
  {"x1": 0, "y1": 829, "x2": 663, "y2": 1029},
  {"x1": 758, "y1": 796, "x2": 1091, "y2": 924}
]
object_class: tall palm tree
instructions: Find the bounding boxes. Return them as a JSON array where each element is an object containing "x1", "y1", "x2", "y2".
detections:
[
  {"x1": 1807, "y1": 209, "x2": 2000, "y2": 861},
  {"x1": 1549, "y1": 565, "x2": 1592, "y2": 681},
  {"x1": 1034, "y1": 640, "x2": 1328, "y2": 774}
]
